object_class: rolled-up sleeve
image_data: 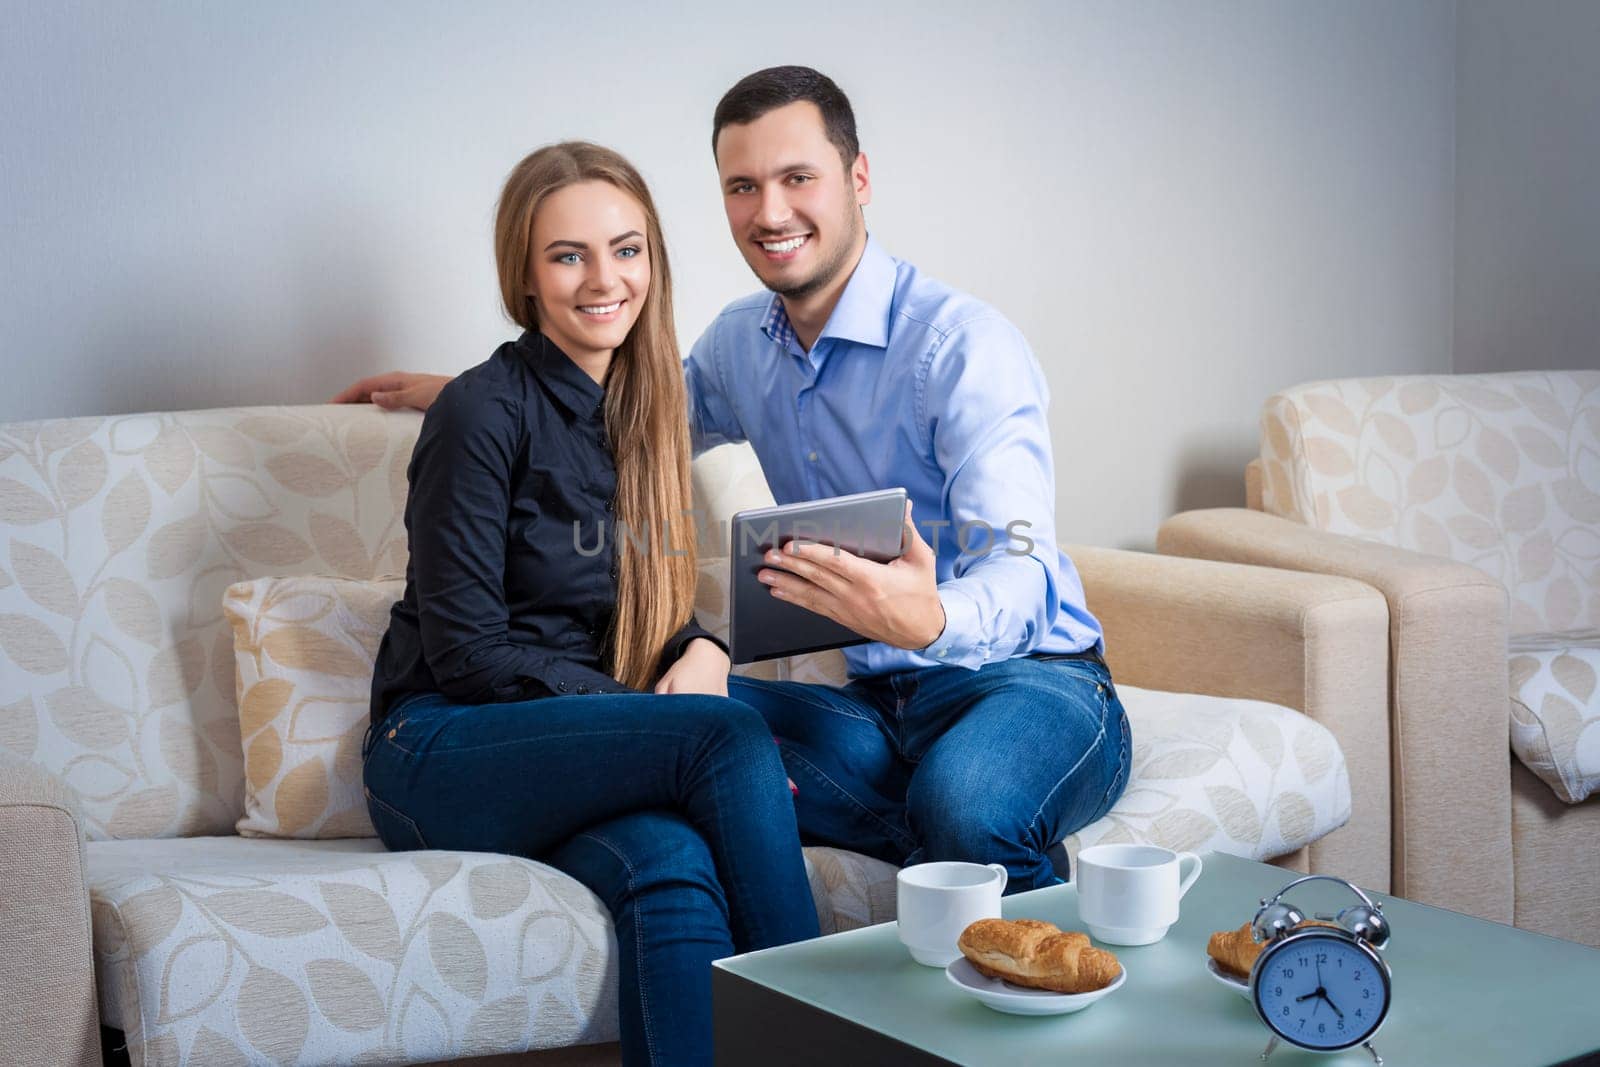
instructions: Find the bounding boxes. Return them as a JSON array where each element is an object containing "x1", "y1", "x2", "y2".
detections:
[
  {"x1": 409, "y1": 386, "x2": 632, "y2": 700},
  {"x1": 916, "y1": 317, "x2": 1062, "y2": 669}
]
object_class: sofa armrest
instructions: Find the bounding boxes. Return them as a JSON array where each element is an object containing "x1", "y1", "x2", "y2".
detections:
[
  {"x1": 0, "y1": 751, "x2": 101, "y2": 1066},
  {"x1": 1155, "y1": 508, "x2": 1513, "y2": 924},
  {"x1": 1067, "y1": 543, "x2": 1391, "y2": 892}
]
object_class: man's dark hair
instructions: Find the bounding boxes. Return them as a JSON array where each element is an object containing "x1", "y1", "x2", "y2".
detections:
[{"x1": 712, "y1": 66, "x2": 860, "y2": 170}]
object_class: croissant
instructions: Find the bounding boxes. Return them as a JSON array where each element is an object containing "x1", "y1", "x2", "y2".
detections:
[
  {"x1": 1208, "y1": 920, "x2": 1341, "y2": 979},
  {"x1": 958, "y1": 918, "x2": 1122, "y2": 994},
  {"x1": 1206, "y1": 922, "x2": 1260, "y2": 978}
]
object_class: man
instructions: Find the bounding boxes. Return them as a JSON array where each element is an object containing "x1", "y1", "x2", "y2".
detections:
[{"x1": 336, "y1": 66, "x2": 1130, "y2": 892}]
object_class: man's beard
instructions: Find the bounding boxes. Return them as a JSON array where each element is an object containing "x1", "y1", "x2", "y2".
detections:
[{"x1": 762, "y1": 207, "x2": 863, "y2": 301}]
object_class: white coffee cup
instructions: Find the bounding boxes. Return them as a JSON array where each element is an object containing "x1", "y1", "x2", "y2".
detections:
[
  {"x1": 1075, "y1": 844, "x2": 1202, "y2": 946},
  {"x1": 895, "y1": 861, "x2": 1008, "y2": 967}
]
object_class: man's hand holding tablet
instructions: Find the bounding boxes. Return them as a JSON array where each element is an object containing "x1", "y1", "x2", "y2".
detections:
[
  {"x1": 758, "y1": 499, "x2": 944, "y2": 649},
  {"x1": 730, "y1": 488, "x2": 945, "y2": 663}
]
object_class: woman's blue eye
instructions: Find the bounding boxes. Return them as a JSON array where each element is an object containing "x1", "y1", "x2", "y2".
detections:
[
  {"x1": 557, "y1": 253, "x2": 581, "y2": 265},
  {"x1": 617, "y1": 246, "x2": 640, "y2": 259}
]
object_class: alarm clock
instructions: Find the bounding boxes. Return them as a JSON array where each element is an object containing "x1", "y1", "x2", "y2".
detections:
[{"x1": 1249, "y1": 874, "x2": 1392, "y2": 1064}]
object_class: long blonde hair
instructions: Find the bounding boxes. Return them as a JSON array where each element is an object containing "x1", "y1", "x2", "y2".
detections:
[{"x1": 494, "y1": 142, "x2": 697, "y2": 690}]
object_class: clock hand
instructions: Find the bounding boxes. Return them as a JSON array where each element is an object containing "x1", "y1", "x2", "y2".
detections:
[{"x1": 1321, "y1": 991, "x2": 1344, "y2": 1020}]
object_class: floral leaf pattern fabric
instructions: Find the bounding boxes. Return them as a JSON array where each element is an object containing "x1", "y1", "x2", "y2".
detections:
[
  {"x1": 224, "y1": 576, "x2": 404, "y2": 839},
  {"x1": 0, "y1": 407, "x2": 421, "y2": 839},
  {"x1": 1259, "y1": 372, "x2": 1600, "y2": 800},
  {"x1": 1508, "y1": 636, "x2": 1600, "y2": 803},
  {"x1": 1259, "y1": 372, "x2": 1600, "y2": 635},
  {"x1": 1064, "y1": 685, "x2": 1350, "y2": 865}
]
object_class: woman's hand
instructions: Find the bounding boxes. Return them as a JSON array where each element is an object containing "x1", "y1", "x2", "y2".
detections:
[
  {"x1": 331, "y1": 372, "x2": 452, "y2": 412},
  {"x1": 654, "y1": 638, "x2": 731, "y2": 698}
]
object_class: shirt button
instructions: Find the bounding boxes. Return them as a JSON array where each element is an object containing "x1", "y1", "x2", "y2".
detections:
[
  {"x1": 577, "y1": 684, "x2": 589, "y2": 695},
  {"x1": 557, "y1": 681, "x2": 569, "y2": 692},
  {"x1": 605, "y1": 501, "x2": 614, "y2": 513},
  {"x1": 807, "y1": 451, "x2": 818, "y2": 462}
]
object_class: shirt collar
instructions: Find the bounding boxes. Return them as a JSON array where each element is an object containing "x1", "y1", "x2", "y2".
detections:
[
  {"x1": 519, "y1": 330, "x2": 605, "y2": 420},
  {"x1": 760, "y1": 234, "x2": 896, "y2": 353}
]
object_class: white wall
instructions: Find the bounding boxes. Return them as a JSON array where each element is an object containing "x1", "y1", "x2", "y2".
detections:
[
  {"x1": 1456, "y1": 0, "x2": 1600, "y2": 375},
  {"x1": 1, "y1": 0, "x2": 1457, "y2": 548}
]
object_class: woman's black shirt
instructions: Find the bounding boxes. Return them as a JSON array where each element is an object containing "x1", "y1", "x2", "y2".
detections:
[{"x1": 370, "y1": 330, "x2": 720, "y2": 722}]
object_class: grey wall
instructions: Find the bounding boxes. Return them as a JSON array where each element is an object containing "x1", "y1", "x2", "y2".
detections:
[
  {"x1": 2, "y1": 1, "x2": 1459, "y2": 548},
  {"x1": 1456, "y1": 0, "x2": 1600, "y2": 375}
]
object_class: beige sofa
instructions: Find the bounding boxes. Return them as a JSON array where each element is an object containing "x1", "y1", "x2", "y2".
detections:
[
  {"x1": 1160, "y1": 371, "x2": 1600, "y2": 947},
  {"x1": 0, "y1": 404, "x2": 1385, "y2": 1066}
]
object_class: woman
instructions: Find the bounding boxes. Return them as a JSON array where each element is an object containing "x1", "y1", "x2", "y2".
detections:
[{"x1": 362, "y1": 142, "x2": 819, "y2": 1067}]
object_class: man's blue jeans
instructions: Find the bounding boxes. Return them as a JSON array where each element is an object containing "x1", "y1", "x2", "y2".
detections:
[
  {"x1": 730, "y1": 654, "x2": 1132, "y2": 892},
  {"x1": 361, "y1": 692, "x2": 819, "y2": 1067}
]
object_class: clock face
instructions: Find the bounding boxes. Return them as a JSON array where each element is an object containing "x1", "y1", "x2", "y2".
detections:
[{"x1": 1253, "y1": 933, "x2": 1389, "y2": 1050}]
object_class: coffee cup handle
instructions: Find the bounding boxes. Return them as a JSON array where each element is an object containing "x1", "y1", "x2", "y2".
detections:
[
  {"x1": 1175, "y1": 852, "x2": 1203, "y2": 898},
  {"x1": 988, "y1": 863, "x2": 1008, "y2": 893}
]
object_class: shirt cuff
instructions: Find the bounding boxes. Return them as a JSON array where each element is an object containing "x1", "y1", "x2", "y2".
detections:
[
  {"x1": 921, "y1": 585, "x2": 987, "y2": 669},
  {"x1": 658, "y1": 617, "x2": 728, "y2": 675}
]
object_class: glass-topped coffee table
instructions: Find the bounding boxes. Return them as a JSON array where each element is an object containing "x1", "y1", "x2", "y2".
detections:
[{"x1": 713, "y1": 852, "x2": 1600, "y2": 1066}]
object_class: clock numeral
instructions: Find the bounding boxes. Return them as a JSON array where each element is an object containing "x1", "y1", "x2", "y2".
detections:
[
  {"x1": 1298, "y1": 956, "x2": 1309, "y2": 968},
  {"x1": 1283, "y1": 968, "x2": 1294, "y2": 979},
  {"x1": 1274, "y1": 986, "x2": 1282, "y2": 997},
  {"x1": 1318, "y1": 1024, "x2": 1326, "y2": 1035},
  {"x1": 1338, "y1": 1019, "x2": 1346, "y2": 1031},
  {"x1": 1356, "y1": 1009, "x2": 1364, "y2": 1019},
  {"x1": 1362, "y1": 988, "x2": 1370, "y2": 999},
  {"x1": 1282, "y1": 1007, "x2": 1290, "y2": 1017},
  {"x1": 1316, "y1": 953, "x2": 1327, "y2": 964},
  {"x1": 1353, "y1": 970, "x2": 1361, "y2": 980}
]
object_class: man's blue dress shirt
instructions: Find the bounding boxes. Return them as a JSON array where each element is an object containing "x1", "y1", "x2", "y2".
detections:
[{"x1": 684, "y1": 236, "x2": 1103, "y2": 678}]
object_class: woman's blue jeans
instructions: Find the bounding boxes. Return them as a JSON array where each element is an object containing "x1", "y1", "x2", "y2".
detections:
[
  {"x1": 361, "y1": 691, "x2": 820, "y2": 1067},
  {"x1": 729, "y1": 654, "x2": 1132, "y2": 892}
]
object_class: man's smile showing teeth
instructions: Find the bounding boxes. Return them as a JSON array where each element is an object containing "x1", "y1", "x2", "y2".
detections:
[
  {"x1": 760, "y1": 235, "x2": 809, "y2": 254},
  {"x1": 578, "y1": 301, "x2": 623, "y2": 315}
]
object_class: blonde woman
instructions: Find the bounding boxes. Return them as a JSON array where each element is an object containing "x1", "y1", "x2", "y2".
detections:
[{"x1": 361, "y1": 142, "x2": 818, "y2": 1067}]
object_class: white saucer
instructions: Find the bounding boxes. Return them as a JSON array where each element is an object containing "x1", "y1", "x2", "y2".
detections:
[
  {"x1": 1206, "y1": 957, "x2": 1251, "y2": 999},
  {"x1": 945, "y1": 957, "x2": 1126, "y2": 1016}
]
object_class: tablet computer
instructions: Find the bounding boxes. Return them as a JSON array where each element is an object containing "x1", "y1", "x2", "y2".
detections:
[{"x1": 729, "y1": 487, "x2": 908, "y2": 664}]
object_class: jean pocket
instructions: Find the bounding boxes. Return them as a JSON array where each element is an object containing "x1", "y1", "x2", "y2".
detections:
[{"x1": 365, "y1": 789, "x2": 428, "y2": 851}]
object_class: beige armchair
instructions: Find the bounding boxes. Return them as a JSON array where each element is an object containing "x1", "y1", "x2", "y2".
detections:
[{"x1": 1159, "y1": 372, "x2": 1600, "y2": 946}]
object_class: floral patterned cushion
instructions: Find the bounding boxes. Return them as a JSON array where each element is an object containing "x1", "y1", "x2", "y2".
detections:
[
  {"x1": 1509, "y1": 635, "x2": 1600, "y2": 804},
  {"x1": 224, "y1": 576, "x2": 405, "y2": 839},
  {"x1": 1258, "y1": 372, "x2": 1600, "y2": 636},
  {"x1": 1066, "y1": 685, "x2": 1351, "y2": 862},
  {"x1": 86, "y1": 836, "x2": 853, "y2": 1066},
  {"x1": 213, "y1": 555, "x2": 842, "y2": 845}
]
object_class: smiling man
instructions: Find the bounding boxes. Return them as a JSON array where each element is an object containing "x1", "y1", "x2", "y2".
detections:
[{"x1": 336, "y1": 66, "x2": 1131, "y2": 893}]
